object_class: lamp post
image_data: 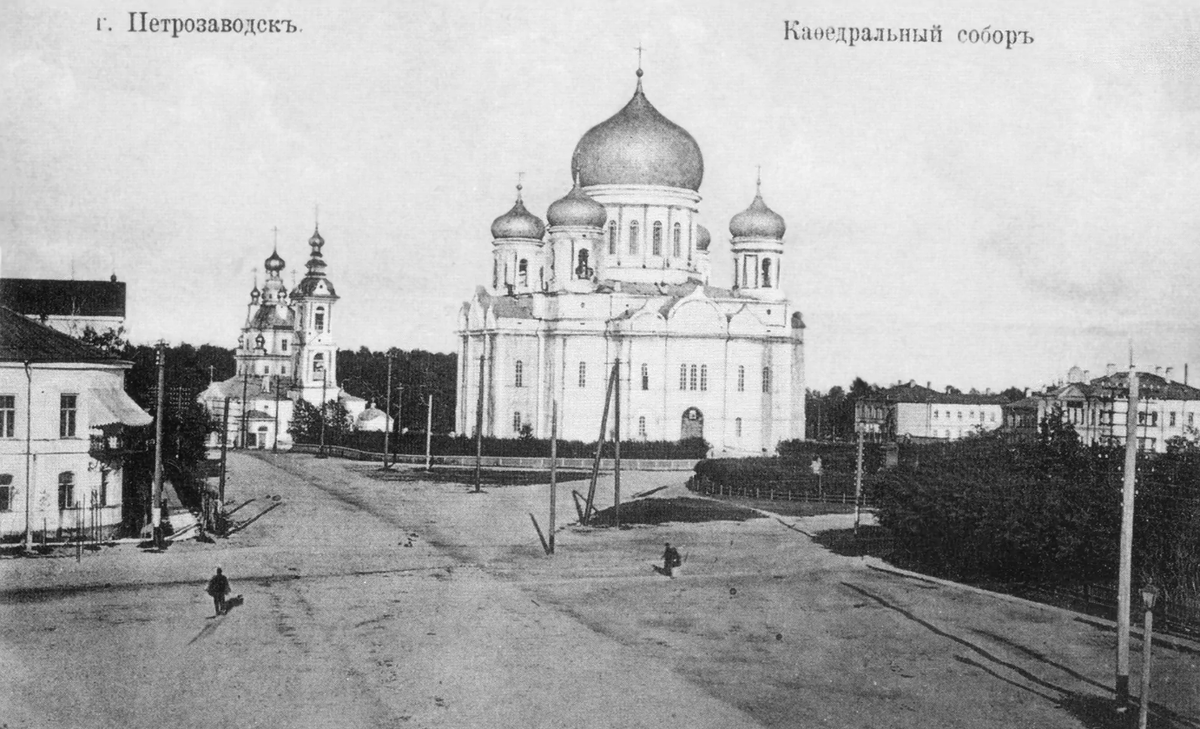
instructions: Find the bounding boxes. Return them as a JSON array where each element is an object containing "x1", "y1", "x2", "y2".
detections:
[
  {"x1": 1139, "y1": 585, "x2": 1159, "y2": 729},
  {"x1": 383, "y1": 350, "x2": 395, "y2": 470},
  {"x1": 316, "y1": 362, "x2": 328, "y2": 459}
]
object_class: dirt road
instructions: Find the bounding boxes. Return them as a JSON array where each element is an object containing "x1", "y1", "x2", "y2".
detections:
[{"x1": 1, "y1": 452, "x2": 1197, "y2": 729}]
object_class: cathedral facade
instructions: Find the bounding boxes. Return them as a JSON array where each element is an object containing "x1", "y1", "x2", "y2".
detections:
[
  {"x1": 456, "y1": 69, "x2": 806, "y2": 454},
  {"x1": 199, "y1": 227, "x2": 363, "y2": 449}
]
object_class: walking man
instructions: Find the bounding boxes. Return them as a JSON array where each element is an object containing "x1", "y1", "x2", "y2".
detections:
[
  {"x1": 662, "y1": 542, "x2": 682, "y2": 578},
  {"x1": 206, "y1": 567, "x2": 230, "y2": 616}
]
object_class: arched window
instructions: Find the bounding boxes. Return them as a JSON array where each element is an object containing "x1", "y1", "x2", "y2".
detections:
[
  {"x1": 576, "y1": 249, "x2": 591, "y2": 279},
  {"x1": 641, "y1": 363, "x2": 649, "y2": 391},
  {"x1": 608, "y1": 221, "x2": 617, "y2": 255},
  {"x1": 672, "y1": 223, "x2": 682, "y2": 257},
  {"x1": 518, "y1": 259, "x2": 528, "y2": 287},
  {"x1": 539, "y1": 266, "x2": 545, "y2": 290},
  {"x1": 493, "y1": 259, "x2": 500, "y2": 289},
  {"x1": 762, "y1": 367, "x2": 771, "y2": 393},
  {"x1": 314, "y1": 306, "x2": 326, "y2": 332},
  {"x1": 514, "y1": 360, "x2": 524, "y2": 388},
  {"x1": 281, "y1": 340, "x2": 288, "y2": 352},
  {"x1": 689, "y1": 364, "x2": 698, "y2": 391},
  {"x1": 735, "y1": 417, "x2": 743, "y2": 438},
  {"x1": 58, "y1": 471, "x2": 75, "y2": 510},
  {"x1": 652, "y1": 221, "x2": 663, "y2": 256},
  {"x1": 700, "y1": 365, "x2": 708, "y2": 391},
  {"x1": 578, "y1": 362, "x2": 587, "y2": 388},
  {"x1": 629, "y1": 221, "x2": 639, "y2": 255},
  {"x1": 737, "y1": 365, "x2": 745, "y2": 392},
  {"x1": 638, "y1": 416, "x2": 647, "y2": 438},
  {"x1": 679, "y1": 364, "x2": 687, "y2": 390},
  {"x1": 312, "y1": 353, "x2": 325, "y2": 380},
  {"x1": 762, "y1": 258, "x2": 772, "y2": 288}
]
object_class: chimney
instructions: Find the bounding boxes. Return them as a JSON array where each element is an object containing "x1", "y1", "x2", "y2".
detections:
[
  {"x1": 1106, "y1": 363, "x2": 1117, "y2": 377},
  {"x1": 1166, "y1": 367, "x2": 1174, "y2": 382},
  {"x1": 1083, "y1": 370, "x2": 1090, "y2": 382},
  {"x1": 926, "y1": 381, "x2": 931, "y2": 389},
  {"x1": 1155, "y1": 366, "x2": 1163, "y2": 377}
]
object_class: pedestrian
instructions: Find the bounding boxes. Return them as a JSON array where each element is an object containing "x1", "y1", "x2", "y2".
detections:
[
  {"x1": 662, "y1": 542, "x2": 682, "y2": 578},
  {"x1": 206, "y1": 567, "x2": 230, "y2": 616}
]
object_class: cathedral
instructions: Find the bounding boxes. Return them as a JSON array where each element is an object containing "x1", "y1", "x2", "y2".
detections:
[
  {"x1": 456, "y1": 68, "x2": 806, "y2": 454},
  {"x1": 199, "y1": 226, "x2": 364, "y2": 449}
]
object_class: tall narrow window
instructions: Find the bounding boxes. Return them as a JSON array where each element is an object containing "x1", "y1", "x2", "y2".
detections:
[
  {"x1": 735, "y1": 418, "x2": 743, "y2": 438},
  {"x1": 0, "y1": 474, "x2": 12, "y2": 512},
  {"x1": 652, "y1": 221, "x2": 663, "y2": 255},
  {"x1": 762, "y1": 258, "x2": 772, "y2": 288},
  {"x1": 518, "y1": 259, "x2": 528, "y2": 287},
  {"x1": 689, "y1": 365, "x2": 698, "y2": 391},
  {"x1": 679, "y1": 364, "x2": 687, "y2": 390},
  {"x1": 314, "y1": 306, "x2": 326, "y2": 332},
  {"x1": 513, "y1": 411, "x2": 522, "y2": 433},
  {"x1": 313, "y1": 353, "x2": 325, "y2": 380},
  {"x1": 60, "y1": 394, "x2": 77, "y2": 438},
  {"x1": 608, "y1": 221, "x2": 617, "y2": 255},
  {"x1": 641, "y1": 363, "x2": 649, "y2": 391},
  {"x1": 99, "y1": 469, "x2": 109, "y2": 506},
  {"x1": 58, "y1": 471, "x2": 75, "y2": 510},
  {"x1": 0, "y1": 395, "x2": 13, "y2": 438},
  {"x1": 638, "y1": 416, "x2": 647, "y2": 438},
  {"x1": 281, "y1": 340, "x2": 289, "y2": 352},
  {"x1": 578, "y1": 362, "x2": 587, "y2": 388},
  {"x1": 737, "y1": 366, "x2": 745, "y2": 393},
  {"x1": 761, "y1": 367, "x2": 771, "y2": 393},
  {"x1": 672, "y1": 223, "x2": 682, "y2": 257},
  {"x1": 628, "y1": 221, "x2": 639, "y2": 255},
  {"x1": 514, "y1": 360, "x2": 524, "y2": 388},
  {"x1": 700, "y1": 365, "x2": 708, "y2": 391}
]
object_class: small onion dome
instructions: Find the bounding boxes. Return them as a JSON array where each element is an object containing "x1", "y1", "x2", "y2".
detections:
[
  {"x1": 695, "y1": 224, "x2": 711, "y2": 252},
  {"x1": 309, "y1": 226, "x2": 324, "y2": 250},
  {"x1": 264, "y1": 249, "x2": 285, "y2": 273},
  {"x1": 547, "y1": 182, "x2": 607, "y2": 228},
  {"x1": 250, "y1": 285, "x2": 260, "y2": 301},
  {"x1": 491, "y1": 187, "x2": 545, "y2": 240},
  {"x1": 730, "y1": 187, "x2": 786, "y2": 239}
]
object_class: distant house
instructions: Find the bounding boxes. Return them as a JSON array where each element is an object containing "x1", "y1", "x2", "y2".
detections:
[
  {"x1": 0, "y1": 307, "x2": 151, "y2": 543},
  {"x1": 1000, "y1": 395, "x2": 1040, "y2": 442},
  {"x1": 1034, "y1": 365, "x2": 1200, "y2": 453},
  {"x1": 0, "y1": 277, "x2": 126, "y2": 338},
  {"x1": 856, "y1": 381, "x2": 1006, "y2": 442}
]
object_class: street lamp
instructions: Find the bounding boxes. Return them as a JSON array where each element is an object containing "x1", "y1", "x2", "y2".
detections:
[
  {"x1": 1138, "y1": 584, "x2": 1159, "y2": 729},
  {"x1": 316, "y1": 360, "x2": 328, "y2": 459}
]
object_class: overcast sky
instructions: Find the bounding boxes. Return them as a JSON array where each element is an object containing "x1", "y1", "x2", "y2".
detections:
[{"x1": 3, "y1": 0, "x2": 1198, "y2": 391}]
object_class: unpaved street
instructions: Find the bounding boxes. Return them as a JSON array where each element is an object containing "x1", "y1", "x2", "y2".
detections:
[{"x1": 1, "y1": 452, "x2": 1197, "y2": 729}]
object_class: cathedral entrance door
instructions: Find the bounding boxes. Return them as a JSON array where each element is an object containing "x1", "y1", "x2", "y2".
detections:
[{"x1": 681, "y1": 407, "x2": 704, "y2": 440}]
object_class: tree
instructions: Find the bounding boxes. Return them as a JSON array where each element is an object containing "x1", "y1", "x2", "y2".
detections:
[{"x1": 79, "y1": 325, "x2": 127, "y2": 356}]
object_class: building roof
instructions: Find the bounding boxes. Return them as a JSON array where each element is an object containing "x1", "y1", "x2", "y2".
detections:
[
  {"x1": 0, "y1": 278, "x2": 126, "y2": 318},
  {"x1": 0, "y1": 307, "x2": 125, "y2": 364},
  {"x1": 1003, "y1": 396, "x2": 1041, "y2": 410},
  {"x1": 1082, "y1": 371, "x2": 1200, "y2": 401},
  {"x1": 248, "y1": 306, "x2": 294, "y2": 330},
  {"x1": 873, "y1": 381, "x2": 1008, "y2": 406}
]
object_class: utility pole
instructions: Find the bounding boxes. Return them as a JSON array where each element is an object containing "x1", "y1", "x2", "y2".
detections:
[
  {"x1": 475, "y1": 353, "x2": 484, "y2": 493},
  {"x1": 23, "y1": 361, "x2": 32, "y2": 553},
  {"x1": 151, "y1": 341, "x2": 166, "y2": 549},
  {"x1": 272, "y1": 375, "x2": 281, "y2": 454},
  {"x1": 853, "y1": 426, "x2": 865, "y2": 537},
  {"x1": 584, "y1": 362, "x2": 618, "y2": 524},
  {"x1": 1116, "y1": 368, "x2": 1139, "y2": 711},
  {"x1": 613, "y1": 358, "x2": 621, "y2": 528},
  {"x1": 219, "y1": 397, "x2": 230, "y2": 502},
  {"x1": 383, "y1": 352, "x2": 393, "y2": 469},
  {"x1": 549, "y1": 399, "x2": 557, "y2": 554},
  {"x1": 239, "y1": 366, "x2": 249, "y2": 449},
  {"x1": 317, "y1": 367, "x2": 328, "y2": 459},
  {"x1": 424, "y1": 394, "x2": 433, "y2": 471}
]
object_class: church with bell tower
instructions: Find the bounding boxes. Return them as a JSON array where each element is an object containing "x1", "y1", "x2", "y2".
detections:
[
  {"x1": 199, "y1": 224, "x2": 365, "y2": 449},
  {"x1": 457, "y1": 65, "x2": 806, "y2": 454}
]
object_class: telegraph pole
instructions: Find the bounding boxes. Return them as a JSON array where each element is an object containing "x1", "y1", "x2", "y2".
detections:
[
  {"x1": 1116, "y1": 368, "x2": 1140, "y2": 710},
  {"x1": 272, "y1": 375, "x2": 281, "y2": 454},
  {"x1": 317, "y1": 367, "x2": 328, "y2": 459},
  {"x1": 383, "y1": 352, "x2": 393, "y2": 469},
  {"x1": 613, "y1": 358, "x2": 621, "y2": 528},
  {"x1": 475, "y1": 353, "x2": 485, "y2": 493},
  {"x1": 854, "y1": 426, "x2": 865, "y2": 537},
  {"x1": 549, "y1": 399, "x2": 557, "y2": 554},
  {"x1": 151, "y1": 341, "x2": 166, "y2": 549},
  {"x1": 239, "y1": 366, "x2": 249, "y2": 449},
  {"x1": 218, "y1": 397, "x2": 230, "y2": 502},
  {"x1": 424, "y1": 394, "x2": 433, "y2": 471}
]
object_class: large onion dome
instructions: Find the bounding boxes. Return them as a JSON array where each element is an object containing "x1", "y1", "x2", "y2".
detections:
[
  {"x1": 571, "y1": 70, "x2": 703, "y2": 191},
  {"x1": 547, "y1": 180, "x2": 607, "y2": 228},
  {"x1": 491, "y1": 186, "x2": 545, "y2": 240},
  {"x1": 696, "y1": 224, "x2": 711, "y2": 252},
  {"x1": 264, "y1": 249, "x2": 285, "y2": 274},
  {"x1": 730, "y1": 182, "x2": 786, "y2": 239}
]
